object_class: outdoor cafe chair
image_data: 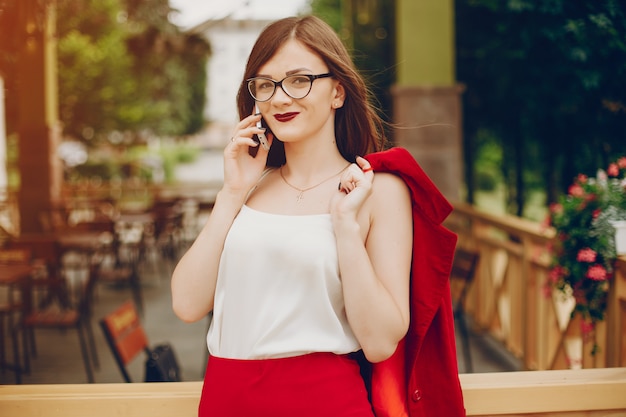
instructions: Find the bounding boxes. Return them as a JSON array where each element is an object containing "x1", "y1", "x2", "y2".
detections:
[
  {"x1": 99, "y1": 300, "x2": 150, "y2": 383},
  {"x1": 18, "y1": 256, "x2": 101, "y2": 383},
  {"x1": 0, "y1": 247, "x2": 33, "y2": 383}
]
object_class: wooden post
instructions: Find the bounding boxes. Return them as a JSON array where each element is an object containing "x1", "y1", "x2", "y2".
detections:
[
  {"x1": 0, "y1": 76, "x2": 7, "y2": 191},
  {"x1": 16, "y1": 0, "x2": 63, "y2": 233},
  {"x1": 607, "y1": 256, "x2": 626, "y2": 367}
]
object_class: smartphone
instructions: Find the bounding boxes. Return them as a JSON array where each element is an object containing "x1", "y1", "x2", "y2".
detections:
[{"x1": 254, "y1": 104, "x2": 270, "y2": 151}]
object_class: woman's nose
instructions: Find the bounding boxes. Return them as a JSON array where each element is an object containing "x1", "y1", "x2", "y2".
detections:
[{"x1": 271, "y1": 84, "x2": 293, "y2": 104}]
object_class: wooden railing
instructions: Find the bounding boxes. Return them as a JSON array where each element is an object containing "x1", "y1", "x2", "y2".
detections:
[
  {"x1": 1, "y1": 368, "x2": 625, "y2": 416},
  {"x1": 449, "y1": 202, "x2": 626, "y2": 370}
]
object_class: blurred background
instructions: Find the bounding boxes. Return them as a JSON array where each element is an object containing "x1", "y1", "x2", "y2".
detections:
[{"x1": 0, "y1": 0, "x2": 625, "y2": 384}]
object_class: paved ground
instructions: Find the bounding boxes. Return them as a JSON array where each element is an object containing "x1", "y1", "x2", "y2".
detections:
[{"x1": 0, "y1": 149, "x2": 522, "y2": 385}]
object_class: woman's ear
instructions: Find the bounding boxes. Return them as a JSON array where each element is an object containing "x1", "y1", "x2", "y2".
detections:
[{"x1": 332, "y1": 82, "x2": 346, "y2": 109}]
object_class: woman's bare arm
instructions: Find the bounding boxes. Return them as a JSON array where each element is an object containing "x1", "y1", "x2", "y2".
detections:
[
  {"x1": 171, "y1": 189, "x2": 246, "y2": 323},
  {"x1": 333, "y1": 167, "x2": 412, "y2": 363},
  {"x1": 171, "y1": 113, "x2": 271, "y2": 323}
]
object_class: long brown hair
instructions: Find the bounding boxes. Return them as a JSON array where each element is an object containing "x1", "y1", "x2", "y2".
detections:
[{"x1": 236, "y1": 15, "x2": 387, "y2": 167}]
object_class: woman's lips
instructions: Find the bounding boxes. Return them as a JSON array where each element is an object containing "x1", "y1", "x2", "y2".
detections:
[{"x1": 274, "y1": 112, "x2": 299, "y2": 122}]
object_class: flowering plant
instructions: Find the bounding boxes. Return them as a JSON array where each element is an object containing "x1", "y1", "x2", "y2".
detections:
[{"x1": 548, "y1": 156, "x2": 626, "y2": 325}]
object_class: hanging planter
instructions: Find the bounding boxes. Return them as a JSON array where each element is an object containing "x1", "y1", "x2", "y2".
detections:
[{"x1": 548, "y1": 156, "x2": 626, "y2": 338}]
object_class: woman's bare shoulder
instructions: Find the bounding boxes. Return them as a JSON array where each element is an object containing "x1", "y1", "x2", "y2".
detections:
[
  {"x1": 368, "y1": 172, "x2": 412, "y2": 221},
  {"x1": 371, "y1": 172, "x2": 410, "y2": 201}
]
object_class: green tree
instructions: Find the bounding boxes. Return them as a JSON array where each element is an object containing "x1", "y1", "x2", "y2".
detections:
[
  {"x1": 309, "y1": 0, "x2": 343, "y2": 31},
  {"x1": 456, "y1": 0, "x2": 626, "y2": 217},
  {"x1": 311, "y1": 0, "x2": 395, "y2": 126},
  {"x1": 122, "y1": 0, "x2": 210, "y2": 137},
  {"x1": 1, "y1": 0, "x2": 210, "y2": 144},
  {"x1": 57, "y1": 0, "x2": 138, "y2": 142}
]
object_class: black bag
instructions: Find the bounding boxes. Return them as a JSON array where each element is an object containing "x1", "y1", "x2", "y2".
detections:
[{"x1": 144, "y1": 343, "x2": 183, "y2": 382}]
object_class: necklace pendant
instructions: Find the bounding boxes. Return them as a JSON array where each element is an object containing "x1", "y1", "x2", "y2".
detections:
[{"x1": 280, "y1": 163, "x2": 351, "y2": 205}]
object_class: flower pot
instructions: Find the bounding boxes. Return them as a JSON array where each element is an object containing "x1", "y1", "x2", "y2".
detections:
[
  {"x1": 564, "y1": 336, "x2": 583, "y2": 370},
  {"x1": 612, "y1": 220, "x2": 626, "y2": 255}
]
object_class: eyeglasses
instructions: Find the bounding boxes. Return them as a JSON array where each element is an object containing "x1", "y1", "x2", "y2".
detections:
[{"x1": 246, "y1": 73, "x2": 333, "y2": 102}]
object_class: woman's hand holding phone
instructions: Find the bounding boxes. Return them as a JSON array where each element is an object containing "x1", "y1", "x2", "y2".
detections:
[
  {"x1": 222, "y1": 109, "x2": 273, "y2": 196},
  {"x1": 254, "y1": 104, "x2": 271, "y2": 151}
]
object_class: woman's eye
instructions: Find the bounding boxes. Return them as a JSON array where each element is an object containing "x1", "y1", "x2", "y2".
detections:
[{"x1": 287, "y1": 76, "x2": 312, "y2": 90}]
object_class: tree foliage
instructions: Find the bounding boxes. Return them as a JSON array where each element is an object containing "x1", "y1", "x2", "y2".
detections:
[
  {"x1": 121, "y1": 0, "x2": 210, "y2": 138},
  {"x1": 308, "y1": 0, "x2": 343, "y2": 30},
  {"x1": 57, "y1": 0, "x2": 137, "y2": 141},
  {"x1": 0, "y1": 0, "x2": 211, "y2": 145},
  {"x1": 311, "y1": 0, "x2": 395, "y2": 128},
  {"x1": 456, "y1": 0, "x2": 626, "y2": 216}
]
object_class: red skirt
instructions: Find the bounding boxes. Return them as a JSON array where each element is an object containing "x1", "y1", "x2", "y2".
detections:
[{"x1": 198, "y1": 352, "x2": 375, "y2": 417}]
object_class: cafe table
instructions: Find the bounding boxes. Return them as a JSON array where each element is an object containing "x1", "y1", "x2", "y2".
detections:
[{"x1": 55, "y1": 230, "x2": 114, "y2": 254}]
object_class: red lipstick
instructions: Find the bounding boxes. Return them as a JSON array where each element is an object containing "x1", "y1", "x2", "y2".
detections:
[{"x1": 274, "y1": 112, "x2": 299, "y2": 122}]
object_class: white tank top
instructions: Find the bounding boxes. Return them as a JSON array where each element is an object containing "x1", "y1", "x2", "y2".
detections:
[{"x1": 207, "y1": 205, "x2": 360, "y2": 359}]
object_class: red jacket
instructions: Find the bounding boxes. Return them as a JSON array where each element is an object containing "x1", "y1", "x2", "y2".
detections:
[{"x1": 364, "y1": 148, "x2": 466, "y2": 417}]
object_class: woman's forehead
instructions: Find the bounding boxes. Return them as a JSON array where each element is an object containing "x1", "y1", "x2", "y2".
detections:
[{"x1": 257, "y1": 39, "x2": 327, "y2": 76}]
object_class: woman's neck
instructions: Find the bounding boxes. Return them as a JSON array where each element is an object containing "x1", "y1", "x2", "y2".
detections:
[{"x1": 282, "y1": 139, "x2": 348, "y2": 183}]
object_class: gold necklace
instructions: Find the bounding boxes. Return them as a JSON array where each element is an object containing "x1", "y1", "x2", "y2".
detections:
[{"x1": 280, "y1": 164, "x2": 350, "y2": 203}]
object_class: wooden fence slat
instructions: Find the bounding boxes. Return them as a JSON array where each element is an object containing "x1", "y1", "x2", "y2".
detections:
[{"x1": 448, "y1": 202, "x2": 626, "y2": 370}]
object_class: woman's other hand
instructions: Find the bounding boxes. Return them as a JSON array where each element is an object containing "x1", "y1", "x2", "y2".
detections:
[{"x1": 331, "y1": 156, "x2": 374, "y2": 223}]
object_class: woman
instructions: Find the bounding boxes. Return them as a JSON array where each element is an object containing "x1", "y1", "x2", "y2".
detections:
[{"x1": 171, "y1": 15, "x2": 465, "y2": 417}]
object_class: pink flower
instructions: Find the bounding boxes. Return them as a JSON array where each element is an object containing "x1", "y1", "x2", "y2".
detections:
[
  {"x1": 548, "y1": 266, "x2": 565, "y2": 283},
  {"x1": 576, "y1": 248, "x2": 597, "y2": 263},
  {"x1": 576, "y1": 174, "x2": 588, "y2": 184},
  {"x1": 586, "y1": 265, "x2": 608, "y2": 281},
  {"x1": 592, "y1": 208, "x2": 602, "y2": 219},
  {"x1": 618, "y1": 157, "x2": 626, "y2": 169},
  {"x1": 580, "y1": 320, "x2": 595, "y2": 337},
  {"x1": 573, "y1": 287, "x2": 587, "y2": 304},
  {"x1": 549, "y1": 203, "x2": 563, "y2": 214},
  {"x1": 607, "y1": 163, "x2": 619, "y2": 177},
  {"x1": 568, "y1": 184, "x2": 585, "y2": 197}
]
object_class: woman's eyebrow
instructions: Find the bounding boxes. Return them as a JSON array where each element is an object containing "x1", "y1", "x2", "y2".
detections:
[
  {"x1": 286, "y1": 68, "x2": 313, "y2": 75},
  {"x1": 255, "y1": 68, "x2": 314, "y2": 78}
]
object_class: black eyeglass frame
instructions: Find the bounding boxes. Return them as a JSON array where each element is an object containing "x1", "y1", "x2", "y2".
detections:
[{"x1": 246, "y1": 73, "x2": 333, "y2": 102}]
